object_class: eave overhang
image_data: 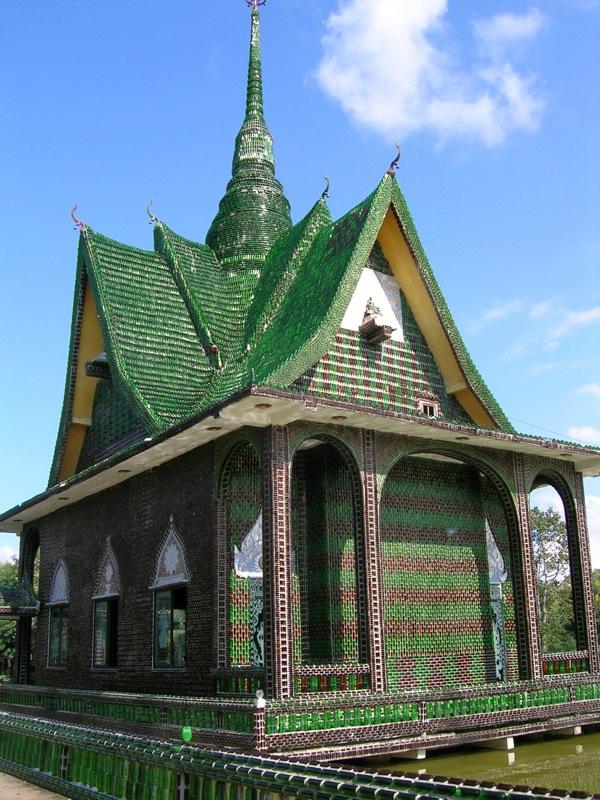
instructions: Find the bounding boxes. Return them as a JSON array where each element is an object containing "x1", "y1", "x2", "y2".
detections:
[{"x1": 2, "y1": 388, "x2": 599, "y2": 533}]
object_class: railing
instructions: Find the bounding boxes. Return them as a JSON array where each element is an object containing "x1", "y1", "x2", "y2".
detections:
[
  {"x1": 3, "y1": 674, "x2": 600, "y2": 758},
  {"x1": 0, "y1": 711, "x2": 590, "y2": 800},
  {"x1": 0, "y1": 685, "x2": 255, "y2": 737},
  {"x1": 543, "y1": 651, "x2": 589, "y2": 675},
  {"x1": 293, "y1": 663, "x2": 371, "y2": 693},
  {"x1": 215, "y1": 670, "x2": 263, "y2": 696}
]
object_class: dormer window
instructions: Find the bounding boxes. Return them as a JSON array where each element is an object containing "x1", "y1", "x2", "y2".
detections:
[{"x1": 419, "y1": 400, "x2": 439, "y2": 419}]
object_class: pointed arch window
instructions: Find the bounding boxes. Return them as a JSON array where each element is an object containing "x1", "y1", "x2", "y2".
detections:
[
  {"x1": 151, "y1": 517, "x2": 190, "y2": 669},
  {"x1": 92, "y1": 541, "x2": 121, "y2": 668},
  {"x1": 47, "y1": 560, "x2": 69, "y2": 668}
]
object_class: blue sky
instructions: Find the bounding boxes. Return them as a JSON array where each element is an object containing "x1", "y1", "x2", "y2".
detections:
[{"x1": 0, "y1": 0, "x2": 598, "y2": 562}]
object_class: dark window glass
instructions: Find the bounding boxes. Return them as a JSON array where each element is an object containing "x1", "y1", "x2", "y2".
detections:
[
  {"x1": 93, "y1": 598, "x2": 119, "y2": 668},
  {"x1": 154, "y1": 587, "x2": 187, "y2": 668},
  {"x1": 48, "y1": 606, "x2": 68, "y2": 667}
]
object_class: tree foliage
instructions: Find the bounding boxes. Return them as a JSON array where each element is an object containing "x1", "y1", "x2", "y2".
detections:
[
  {"x1": 0, "y1": 558, "x2": 18, "y2": 676},
  {"x1": 530, "y1": 506, "x2": 576, "y2": 653}
]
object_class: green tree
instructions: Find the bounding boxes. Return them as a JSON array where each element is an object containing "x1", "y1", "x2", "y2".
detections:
[
  {"x1": 0, "y1": 558, "x2": 18, "y2": 677},
  {"x1": 530, "y1": 506, "x2": 576, "y2": 653}
]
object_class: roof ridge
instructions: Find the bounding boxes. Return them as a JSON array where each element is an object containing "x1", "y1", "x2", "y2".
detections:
[
  {"x1": 243, "y1": 197, "x2": 333, "y2": 350},
  {"x1": 85, "y1": 227, "x2": 159, "y2": 259},
  {"x1": 154, "y1": 224, "x2": 222, "y2": 370}
]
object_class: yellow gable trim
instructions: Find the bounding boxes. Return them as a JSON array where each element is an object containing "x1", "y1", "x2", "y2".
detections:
[
  {"x1": 58, "y1": 283, "x2": 104, "y2": 482},
  {"x1": 377, "y1": 208, "x2": 495, "y2": 429}
]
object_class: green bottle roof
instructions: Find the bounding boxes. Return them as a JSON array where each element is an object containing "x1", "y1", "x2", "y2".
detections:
[
  {"x1": 206, "y1": 7, "x2": 292, "y2": 269},
  {"x1": 44, "y1": 7, "x2": 523, "y2": 487}
]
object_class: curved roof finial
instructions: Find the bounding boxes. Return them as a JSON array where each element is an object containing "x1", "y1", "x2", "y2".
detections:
[
  {"x1": 146, "y1": 200, "x2": 159, "y2": 225},
  {"x1": 321, "y1": 176, "x2": 330, "y2": 200},
  {"x1": 386, "y1": 143, "x2": 401, "y2": 176},
  {"x1": 245, "y1": 0, "x2": 266, "y2": 8},
  {"x1": 70, "y1": 205, "x2": 88, "y2": 234}
]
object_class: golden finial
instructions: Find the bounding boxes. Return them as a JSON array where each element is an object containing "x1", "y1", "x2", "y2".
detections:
[
  {"x1": 386, "y1": 143, "x2": 401, "y2": 176},
  {"x1": 146, "y1": 200, "x2": 159, "y2": 225},
  {"x1": 70, "y1": 205, "x2": 88, "y2": 233}
]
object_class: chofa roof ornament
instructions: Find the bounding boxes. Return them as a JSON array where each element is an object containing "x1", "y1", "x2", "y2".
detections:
[
  {"x1": 321, "y1": 177, "x2": 331, "y2": 201},
  {"x1": 386, "y1": 143, "x2": 401, "y2": 176},
  {"x1": 146, "y1": 200, "x2": 159, "y2": 226},
  {"x1": 70, "y1": 205, "x2": 88, "y2": 234}
]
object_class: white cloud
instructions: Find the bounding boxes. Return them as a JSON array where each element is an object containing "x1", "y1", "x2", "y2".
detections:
[
  {"x1": 473, "y1": 9, "x2": 546, "y2": 57},
  {"x1": 505, "y1": 301, "x2": 600, "y2": 359},
  {"x1": 553, "y1": 307, "x2": 600, "y2": 340},
  {"x1": 316, "y1": 0, "x2": 546, "y2": 147},
  {"x1": 531, "y1": 488, "x2": 600, "y2": 568},
  {"x1": 586, "y1": 494, "x2": 600, "y2": 568},
  {"x1": 578, "y1": 383, "x2": 600, "y2": 397},
  {"x1": 567, "y1": 426, "x2": 600, "y2": 445},
  {"x1": 529, "y1": 299, "x2": 556, "y2": 319},
  {"x1": 468, "y1": 299, "x2": 523, "y2": 332},
  {"x1": 570, "y1": 0, "x2": 600, "y2": 9},
  {"x1": 529, "y1": 361, "x2": 563, "y2": 375},
  {"x1": 0, "y1": 544, "x2": 16, "y2": 564},
  {"x1": 530, "y1": 485, "x2": 565, "y2": 518}
]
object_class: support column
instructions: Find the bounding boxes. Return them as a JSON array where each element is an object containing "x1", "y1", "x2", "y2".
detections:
[
  {"x1": 14, "y1": 617, "x2": 32, "y2": 684},
  {"x1": 215, "y1": 498, "x2": 228, "y2": 671},
  {"x1": 362, "y1": 430, "x2": 387, "y2": 692},
  {"x1": 573, "y1": 473, "x2": 600, "y2": 672},
  {"x1": 262, "y1": 426, "x2": 293, "y2": 699},
  {"x1": 513, "y1": 453, "x2": 542, "y2": 679}
]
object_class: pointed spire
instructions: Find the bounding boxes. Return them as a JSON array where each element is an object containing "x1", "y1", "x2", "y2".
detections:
[
  {"x1": 206, "y1": 4, "x2": 291, "y2": 269},
  {"x1": 245, "y1": 6, "x2": 264, "y2": 120}
]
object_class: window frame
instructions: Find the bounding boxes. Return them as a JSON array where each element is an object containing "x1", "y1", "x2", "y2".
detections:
[
  {"x1": 152, "y1": 584, "x2": 187, "y2": 670},
  {"x1": 418, "y1": 399, "x2": 440, "y2": 419},
  {"x1": 47, "y1": 604, "x2": 69, "y2": 668},
  {"x1": 92, "y1": 596, "x2": 119, "y2": 669}
]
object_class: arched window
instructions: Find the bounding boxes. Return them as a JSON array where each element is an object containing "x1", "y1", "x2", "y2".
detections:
[
  {"x1": 150, "y1": 516, "x2": 190, "y2": 669},
  {"x1": 47, "y1": 560, "x2": 69, "y2": 668},
  {"x1": 92, "y1": 540, "x2": 120, "y2": 668}
]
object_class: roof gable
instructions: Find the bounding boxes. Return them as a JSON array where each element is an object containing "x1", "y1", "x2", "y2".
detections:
[
  {"x1": 247, "y1": 180, "x2": 389, "y2": 387},
  {"x1": 383, "y1": 180, "x2": 513, "y2": 432}
]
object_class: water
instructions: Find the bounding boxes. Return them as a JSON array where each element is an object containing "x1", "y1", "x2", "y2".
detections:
[{"x1": 383, "y1": 730, "x2": 600, "y2": 794}]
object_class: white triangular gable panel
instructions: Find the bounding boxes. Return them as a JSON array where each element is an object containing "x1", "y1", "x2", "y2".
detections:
[
  {"x1": 151, "y1": 515, "x2": 190, "y2": 589},
  {"x1": 341, "y1": 268, "x2": 404, "y2": 342},
  {"x1": 48, "y1": 560, "x2": 69, "y2": 605}
]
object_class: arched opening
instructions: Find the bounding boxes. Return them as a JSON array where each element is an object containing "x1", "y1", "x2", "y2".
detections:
[
  {"x1": 290, "y1": 437, "x2": 368, "y2": 670},
  {"x1": 380, "y1": 451, "x2": 527, "y2": 692},
  {"x1": 13, "y1": 529, "x2": 40, "y2": 683},
  {"x1": 220, "y1": 442, "x2": 263, "y2": 670},
  {"x1": 529, "y1": 474, "x2": 586, "y2": 662}
]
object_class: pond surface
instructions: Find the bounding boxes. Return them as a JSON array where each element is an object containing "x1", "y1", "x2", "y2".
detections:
[{"x1": 384, "y1": 730, "x2": 600, "y2": 795}]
